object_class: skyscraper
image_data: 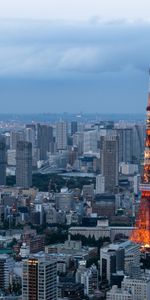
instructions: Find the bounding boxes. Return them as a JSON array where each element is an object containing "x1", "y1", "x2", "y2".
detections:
[
  {"x1": 116, "y1": 128, "x2": 133, "y2": 163},
  {"x1": 71, "y1": 121, "x2": 78, "y2": 136},
  {"x1": 83, "y1": 130, "x2": 98, "y2": 154},
  {"x1": 0, "y1": 254, "x2": 14, "y2": 291},
  {"x1": 100, "y1": 135, "x2": 119, "y2": 193},
  {"x1": 37, "y1": 124, "x2": 53, "y2": 160},
  {"x1": 16, "y1": 141, "x2": 32, "y2": 188},
  {"x1": 0, "y1": 135, "x2": 6, "y2": 186},
  {"x1": 56, "y1": 121, "x2": 68, "y2": 150},
  {"x1": 10, "y1": 130, "x2": 25, "y2": 150},
  {"x1": 22, "y1": 256, "x2": 57, "y2": 300}
]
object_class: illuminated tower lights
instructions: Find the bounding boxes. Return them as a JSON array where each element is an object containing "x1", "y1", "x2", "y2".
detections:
[{"x1": 130, "y1": 70, "x2": 150, "y2": 251}]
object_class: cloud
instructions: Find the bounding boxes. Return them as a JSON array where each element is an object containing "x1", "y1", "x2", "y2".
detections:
[{"x1": 0, "y1": 19, "x2": 150, "y2": 78}]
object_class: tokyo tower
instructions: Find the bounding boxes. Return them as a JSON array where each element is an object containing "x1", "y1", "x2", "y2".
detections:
[{"x1": 130, "y1": 70, "x2": 150, "y2": 251}]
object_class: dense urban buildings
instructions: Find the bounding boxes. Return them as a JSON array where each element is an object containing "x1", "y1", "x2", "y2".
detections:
[{"x1": 0, "y1": 112, "x2": 148, "y2": 299}]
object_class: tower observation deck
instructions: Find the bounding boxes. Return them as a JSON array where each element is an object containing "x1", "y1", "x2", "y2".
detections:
[{"x1": 130, "y1": 70, "x2": 150, "y2": 251}]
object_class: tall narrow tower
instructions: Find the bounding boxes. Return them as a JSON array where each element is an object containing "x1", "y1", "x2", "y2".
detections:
[{"x1": 131, "y1": 70, "x2": 150, "y2": 251}]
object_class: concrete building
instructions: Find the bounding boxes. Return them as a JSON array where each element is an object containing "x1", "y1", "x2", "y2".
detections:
[
  {"x1": 71, "y1": 121, "x2": 78, "y2": 136},
  {"x1": 0, "y1": 254, "x2": 14, "y2": 291},
  {"x1": 100, "y1": 135, "x2": 119, "y2": 193},
  {"x1": 92, "y1": 194, "x2": 116, "y2": 218},
  {"x1": 7, "y1": 150, "x2": 16, "y2": 166},
  {"x1": 56, "y1": 121, "x2": 68, "y2": 151},
  {"x1": 122, "y1": 277, "x2": 150, "y2": 300},
  {"x1": 22, "y1": 255, "x2": 57, "y2": 300},
  {"x1": 16, "y1": 141, "x2": 32, "y2": 188},
  {"x1": 76, "y1": 264, "x2": 98, "y2": 296},
  {"x1": 100, "y1": 245, "x2": 125, "y2": 284},
  {"x1": 0, "y1": 135, "x2": 6, "y2": 185},
  {"x1": 45, "y1": 236, "x2": 97, "y2": 265},
  {"x1": 96, "y1": 174, "x2": 105, "y2": 194},
  {"x1": 83, "y1": 184, "x2": 94, "y2": 201},
  {"x1": 83, "y1": 130, "x2": 98, "y2": 154},
  {"x1": 69, "y1": 225, "x2": 134, "y2": 242},
  {"x1": 132, "y1": 124, "x2": 145, "y2": 165},
  {"x1": 100, "y1": 241, "x2": 140, "y2": 284},
  {"x1": 106, "y1": 285, "x2": 133, "y2": 300},
  {"x1": 73, "y1": 132, "x2": 84, "y2": 155},
  {"x1": 10, "y1": 131, "x2": 25, "y2": 150},
  {"x1": 133, "y1": 174, "x2": 141, "y2": 195},
  {"x1": 119, "y1": 163, "x2": 138, "y2": 175},
  {"x1": 116, "y1": 128, "x2": 133, "y2": 164},
  {"x1": 37, "y1": 124, "x2": 53, "y2": 161},
  {"x1": 55, "y1": 187, "x2": 73, "y2": 212}
]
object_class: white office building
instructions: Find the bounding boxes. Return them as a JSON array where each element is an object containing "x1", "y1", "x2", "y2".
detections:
[
  {"x1": 106, "y1": 285, "x2": 133, "y2": 300},
  {"x1": 83, "y1": 130, "x2": 98, "y2": 154},
  {"x1": 122, "y1": 277, "x2": 150, "y2": 300},
  {"x1": 96, "y1": 174, "x2": 105, "y2": 194}
]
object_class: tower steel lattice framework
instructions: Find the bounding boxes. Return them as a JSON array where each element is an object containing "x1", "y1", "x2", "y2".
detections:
[{"x1": 130, "y1": 70, "x2": 150, "y2": 251}]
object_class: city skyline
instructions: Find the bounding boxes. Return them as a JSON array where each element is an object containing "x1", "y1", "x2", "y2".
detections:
[{"x1": 0, "y1": 1, "x2": 150, "y2": 113}]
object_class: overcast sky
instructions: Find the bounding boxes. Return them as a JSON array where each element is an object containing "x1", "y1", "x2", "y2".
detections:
[{"x1": 0, "y1": 0, "x2": 150, "y2": 113}]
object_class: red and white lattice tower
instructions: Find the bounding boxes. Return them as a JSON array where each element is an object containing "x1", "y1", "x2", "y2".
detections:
[{"x1": 130, "y1": 70, "x2": 150, "y2": 251}]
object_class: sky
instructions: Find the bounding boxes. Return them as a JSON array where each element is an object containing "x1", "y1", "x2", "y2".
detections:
[{"x1": 0, "y1": 0, "x2": 150, "y2": 114}]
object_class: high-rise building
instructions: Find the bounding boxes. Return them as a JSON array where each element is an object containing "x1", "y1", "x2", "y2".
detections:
[
  {"x1": 83, "y1": 130, "x2": 98, "y2": 154},
  {"x1": 56, "y1": 121, "x2": 68, "y2": 151},
  {"x1": 132, "y1": 124, "x2": 145, "y2": 165},
  {"x1": 100, "y1": 241, "x2": 140, "y2": 285},
  {"x1": 16, "y1": 141, "x2": 32, "y2": 188},
  {"x1": 0, "y1": 135, "x2": 6, "y2": 186},
  {"x1": 71, "y1": 121, "x2": 78, "y2": 136},
  {"x1": 37, "y1": 124, "x2": 53, "y2": 160},
  {"x1": 100, "y1": 135, "x2": 119, "y2": 193},
  {"x1": 25, "y1": 127, "x2": 36, "y2": 149},
  {"x1": 10, "y1": 130, "x2": 25, "y2": 150},
  {"x1": 73, "y1": 132, "x2": 84, "y2": 155},
  {"x1": 7, "y1": 149, "x2": 16, "y2": 166},
  {"x1": 116, "y1": 128, "x2": 133, "y2": 163},
  {"x1": 0, "y1": 254, "x2": 14, "y2": 291},
  {"x1": 100, "y1": 245, "x2": 124, "y2": 284},
  {"x1": 22, "y1": 256, "x2": 57, "y2": 300}
]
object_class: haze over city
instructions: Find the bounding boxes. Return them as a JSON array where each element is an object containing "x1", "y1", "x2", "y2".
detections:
[{"x1": 0, "y1": 0, "x2": 150, "y2": 113}]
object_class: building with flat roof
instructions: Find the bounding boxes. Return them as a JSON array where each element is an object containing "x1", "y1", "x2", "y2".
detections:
[
  {"x1": 16, "y1": 141, "x2": 32, "y2": 188},
  {"x1": 22, "y1": 255, "x2": 57, "y2": 300}
]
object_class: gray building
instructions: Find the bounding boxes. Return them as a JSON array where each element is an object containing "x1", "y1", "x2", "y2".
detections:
[
  {"x1": 116, "y1": 128, "x2": 133, "y2": 163},
  {"x1": 0, "y1": 135, "x2": 6, "y2": 186},
  {"x1": 16, "y1": 141, "x2": 32, "y2": 188},
  {"x1": 55, "y1": 187, "x2": 73, "y2": 212},
  {"x1": 10, "y1": 131, "x2": 25, "y2": 150},
  {"x1": 100, "y1": 135, "x2": 119, "y2": 193},
  {"x1": 56, "y1": 121, "x2": 68, "y2": 150},
  {"x1": 37, "y1": 124, "x2": 53, "y2": 160},
  {"x1": 71, "y1": 121, "x2": 78, "y2": 136}
]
